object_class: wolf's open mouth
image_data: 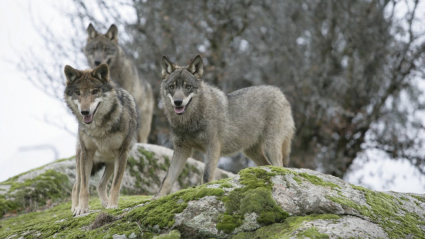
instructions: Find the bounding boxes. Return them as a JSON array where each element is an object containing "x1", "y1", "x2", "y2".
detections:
[
  {"x1": 83, "y1": 103, "x2": 100, "y2": 124},
  {"x1": 174, "y1": 98, "x2": 192, "y2": 115}
]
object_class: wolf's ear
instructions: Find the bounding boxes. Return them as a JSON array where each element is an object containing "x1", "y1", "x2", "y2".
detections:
[
  {"x1": 64, "y1": 65, "x2": 81, "y2": 85},
  {"x1": 106, "y1": 24, "x2": 118, "y2": 42},
  {"x1": 161, "y1": 56, "x2": 175, "y2": 79},
  {"x1": 92, "y1": 63, "x2": 110, "y2": 82},
  {"x1": 86, "y1": 23, "x2": 98, "y2": 40},
  {"x1": 187, "y1": 55, "x2": 203, "y2": 80}
]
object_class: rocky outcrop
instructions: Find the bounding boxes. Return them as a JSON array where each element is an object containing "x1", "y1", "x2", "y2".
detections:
[
  {"x1": 0, "y1": 144, "x2": 234, "y2": 217},
  {"x1": 1, "y1": 163, "x2": 424, "y2": 238}
]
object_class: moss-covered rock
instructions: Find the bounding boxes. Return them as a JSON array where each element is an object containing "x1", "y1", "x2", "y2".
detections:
[
  {"x1": 0, "y1": 143, "x2": 234, "y2": 217},
  {"x1": 0, "y1": 164, "x2": 424, "y2": 238},
  {"x1": 0, "y1": 170, "x2": 70, "y2": 217}
]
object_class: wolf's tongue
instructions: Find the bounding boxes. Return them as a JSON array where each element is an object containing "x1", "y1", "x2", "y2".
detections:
[
  {"x1": 83, "y1": 115, "x2": 93, "y2": 124},
  {"x1": 174, "y1": 106, "x2": 185, "y2": 114}
]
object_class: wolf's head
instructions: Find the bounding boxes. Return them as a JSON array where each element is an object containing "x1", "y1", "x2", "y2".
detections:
[
  {"x1": 84, "y1": 24, "x2": 119, "y2": 68},
  {"x1": 64, "y1": 64, "x2": 113, "y2": 124},
  {"x1": 161, "y1": 55, "x2": 203, "y2": 115}
]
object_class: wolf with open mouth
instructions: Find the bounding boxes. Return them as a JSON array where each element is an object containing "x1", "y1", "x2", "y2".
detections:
[
  {"x1": 156, "y1": 55, "x2": 295, "y2": 198},
  {"x1": 64, "y1": 63, "x2": 140, "y2": 216}
]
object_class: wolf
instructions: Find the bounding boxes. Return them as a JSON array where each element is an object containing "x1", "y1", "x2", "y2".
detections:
[
  {"x1": 155, "y1": 55, "x2": 295, "y2": 197},
  {"x1": 64, "y1": 63, "x2": 140, "y2": 216},
  {"x1": 84, "y1": 23, "x2": 154, "y2": 143}
]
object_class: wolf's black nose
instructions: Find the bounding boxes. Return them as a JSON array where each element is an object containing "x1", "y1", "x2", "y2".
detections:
[
  {"x1": 174, "y1": 100, "x2": 183, "y2": 106},
  {"x1": 81, "y1": 111, "x2": 90, "y2": 116},
  {"x1": 94, "y1": 61, "x2": 101, "y2": 66}
]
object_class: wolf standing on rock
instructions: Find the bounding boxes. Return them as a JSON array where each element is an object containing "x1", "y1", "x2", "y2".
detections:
[
  {"x1": 84, "y1": 23, "x2": 154, "y2": 143},
  {"x1": 155, "y1": 55, "x2": 295, "y2": 197},
  {"x1": 64, "y1": 64, "x2": 140, "y2": 216}
]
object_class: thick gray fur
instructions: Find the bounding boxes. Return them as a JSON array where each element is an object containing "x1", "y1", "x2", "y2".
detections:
[
  {"x1": 84, "y1": 23, "x2": 153, "y2": 143},
  {"x1": 155, "y1": 55, "x2": 295, "y2": 197},
  {"x1": 64, "y1": 64, "x2": 140, "y2": 216}
]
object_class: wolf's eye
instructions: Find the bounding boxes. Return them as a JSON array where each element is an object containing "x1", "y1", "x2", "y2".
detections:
[
  {"x1": 169, "y1": 85, "x2": 175, "y2": 90},
  {"x1": 186, "y1": 85, "x2": 192, "y2": 90},
  {"x1": 92, "y1": 89, "x2": 99, "y2": 94},
  {"x1": 75, "y1": 90, "x2": 80, "y2": 95}
]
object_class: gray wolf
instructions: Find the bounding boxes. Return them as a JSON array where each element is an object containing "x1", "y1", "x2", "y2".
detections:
[
  {"x1": 155, "y1": 55, "x2": 295, "y2": 197},
  {"x1": 84, "y1": 23, "x2": 154, "y2": 143},
  {"x1": 64, "y1": 63, "x2": 140, "y2": 216}
]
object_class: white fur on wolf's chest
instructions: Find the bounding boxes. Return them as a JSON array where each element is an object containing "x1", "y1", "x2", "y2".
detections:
[{"x1": 82, "y1": 133, "x2": 125, "y2": 162}]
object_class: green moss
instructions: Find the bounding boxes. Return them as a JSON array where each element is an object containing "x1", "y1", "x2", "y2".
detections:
[
  {"x1": 0, "y1": 195, "x2": 152, "y2": 239},
  {"x1": 298, "y1": 173, "x2": 340, "y2": 189},
  {"x1": 216, "y1": 214, "x2": 244, "y2": 234},
  {"x1": 231, "y1": 214, "x2": 339, "y2": 239},
  {"x1": 0, "y1": 194, "x2": 20, "y2": 216},
  {"x1": 269, "y1": 166, "x2": 295, "y2": 175},
  {"x1": 130, "y1": 186, "x2": 224, "y2": 229},
  {"x1": 410, "y1": 194, "x2": 425, "y2": 203},
  {"x1": 53, "y1": 155, "x2": 76, "y2": 163},
  {"x1": 328, "y1": 186, "x2": 425, "y2": 238},
  {"x1": 153, "y1": 230, "x2": 181, "y2": 239},
  {"x1": 297, "y1": 226, "x2": 329, "y2": 239},
  {"x1": 204, "y1": 178, "x2": 232, "y2": 189},
  {"x1": 0, "y1": 170, "x2": 71, "y2": 216},
  {"x1": 216, "y1": 167, "x2": 289, "y2": 234}
]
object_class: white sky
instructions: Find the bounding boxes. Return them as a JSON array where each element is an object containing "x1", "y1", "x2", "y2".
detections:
[
  {"x1": 0, "y1": 0, "x2": 423, "y2": 193},
  {"x1": 0, "y1": 0, "x2": 76, "y2": 178}
]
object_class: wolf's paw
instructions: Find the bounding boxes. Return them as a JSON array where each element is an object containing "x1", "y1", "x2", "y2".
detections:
[
  {"x1": 106, "y1": 204, "x2": 118, "y2": 209},
  {"x1": 73, "y1": 206, "x2": 89, "y2": 216}
]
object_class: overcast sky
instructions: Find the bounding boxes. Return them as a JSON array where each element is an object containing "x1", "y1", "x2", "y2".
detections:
[
  {"x1": 0, "y1": 0, "x2": 424, "y2": 193},
  {"x1": 0, "y1": 0, "x2": 76, "y2": 179}
]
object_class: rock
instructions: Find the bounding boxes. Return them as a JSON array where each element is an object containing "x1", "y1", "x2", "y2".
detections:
[
  {"x1": 0, "y1": 143, "x2": 234, "y2": 216},
  {"x1": 128, "y1": 232, "x2": 137, "y2": 238},
  {"x1": 112, "y1": 234, "x2": 128, "y2": 239},
  {"x1": 0, "y1": 165, "x2": 424, "y2": 238}
]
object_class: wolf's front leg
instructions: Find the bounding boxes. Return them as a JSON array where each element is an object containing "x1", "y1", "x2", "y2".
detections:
[
  {"x1": 107, "y1": 151, "x2": 128, "y2": 209},
  {"x1": 97, "y1": 162, "x2": 114, "y2": 208},
  {"x1": 154, "y1": 146, "x2": 193, "y2": 198},
  {"x1": 73, "y1": 149, "x2": 94, "y2": 216},
  {"x1": 71, "y1": 146, "x2": 81, "y2": 212},
  {"x1": 203, "y1": 141, "x2": 221, "y2": 184}
]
